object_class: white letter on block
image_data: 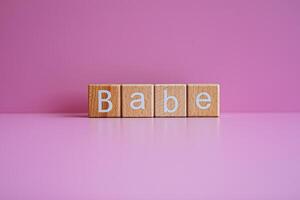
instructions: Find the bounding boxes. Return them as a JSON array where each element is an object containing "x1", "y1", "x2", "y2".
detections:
[
  {"x1": 98, "y1": 90, "x2": 113, "y2": 112},
  {"x1": 130, "y1": 92, "x2": 145, "y2": 110},
  {"x1": 163, "y1": 89, "x2": 178, "y2": 113},
  {"x1": 196, "y1": 92, "x2": 211, "y2": 110}
]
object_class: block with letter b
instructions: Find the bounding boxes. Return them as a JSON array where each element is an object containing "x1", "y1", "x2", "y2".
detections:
[
  {"x1": 88, "y1": 84, "x2": 121, "y2": 117},
  {"x1": 187, "y1": 84, "x2": 220, "y2": 117},
  {"x1": 122, "y1": 84, "x2": 154, "y2": 117},
  {"x1": 155, "y1": 84, "x2": 186, "y2": 117}
]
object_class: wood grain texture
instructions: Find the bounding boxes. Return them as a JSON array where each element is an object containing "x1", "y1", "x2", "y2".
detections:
[
  {"x1": 122, "y1": 84, "x2": 154, "y2": 117},
  {"x1": 187, "y1": 84, "x2": 220, "y2": 117},
  {"x1": 155, "y1": 84, "x2": 186, "y2": 117},
  {"x1": 88, "y1": 84, "x2": 121, "y2": 118}
]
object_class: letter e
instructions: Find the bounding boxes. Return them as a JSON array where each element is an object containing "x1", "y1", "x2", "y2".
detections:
[{"x1": 196, "y1": 92, "x2": 211, "y2": 110}]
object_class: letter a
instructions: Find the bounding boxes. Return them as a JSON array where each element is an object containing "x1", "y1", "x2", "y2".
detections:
[
  {"x1": 130, "y1": 92, "x2": 145, "y2": 110},
  {"x1": 98, "y1": 90, "x2": 112, "y2": 112},
  {"x1": 163, "y1": 89, "x2": 178, "y2": 113}
]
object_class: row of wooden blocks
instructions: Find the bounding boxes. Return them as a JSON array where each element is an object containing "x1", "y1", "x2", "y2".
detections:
[{"x1": 88, "y1": 84, "x2": 220, "y2": 118}]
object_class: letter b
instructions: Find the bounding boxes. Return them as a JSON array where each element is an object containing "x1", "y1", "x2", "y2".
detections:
[
  {"x1": 163, "y1": 89, "x2": 178, "y2": 113},
  {"x1": 98, "y1": 90, "x2": 112, "y2": 112}
]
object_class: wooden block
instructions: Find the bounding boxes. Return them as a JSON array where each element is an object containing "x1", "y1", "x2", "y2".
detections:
[
  {"x1": 187, "y1": 84, "x2": 220, "y2": 117},
  {"x1": 88, "y1": 84, "x2": 121, "y2": 117},
  {"x1": 122, "y1": 84, "x2": 154, "y2": 117},
  {"x1": 155, "y1": 84, "x2": 186, "y2": 117}
]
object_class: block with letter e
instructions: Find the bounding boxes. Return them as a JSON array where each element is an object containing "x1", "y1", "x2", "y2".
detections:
[
  {"x1": 187, "y1": 84, "x2": 220, "y2": 117},
  {"x1": 88, "y1": 84, "x2": 121, "y2": 117}
]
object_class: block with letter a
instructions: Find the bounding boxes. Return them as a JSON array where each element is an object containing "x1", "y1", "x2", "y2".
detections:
[
  {"x1": 122, "y1": 84, "x2": 154, "y2": 117},
  {"x1": 187, "y1": 84, "x2": 220, "y2": 117},
  {"x1": 88, "y1": 84, "x2": 121, "y2": 117}
]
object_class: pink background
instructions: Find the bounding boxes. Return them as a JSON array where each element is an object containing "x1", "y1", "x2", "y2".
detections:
[{"x1": 0, "y1": 0, "x2": 299, "y2": 113}]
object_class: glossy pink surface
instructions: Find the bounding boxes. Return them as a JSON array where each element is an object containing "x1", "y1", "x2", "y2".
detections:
[
  {"x1": 0, "y1": 113, "x2": 299, "y2": 199},
  {"x1": 1, "y1": 0, "x2": 300, "y2": 112}
]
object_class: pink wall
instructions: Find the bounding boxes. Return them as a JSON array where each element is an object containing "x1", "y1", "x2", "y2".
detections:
[{"x1": 0, "y1": 0, "x2": 300, "y2": 113}]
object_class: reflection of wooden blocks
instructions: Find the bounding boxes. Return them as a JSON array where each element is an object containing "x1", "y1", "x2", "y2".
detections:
[
  {"x1": 88, "y1": 84, "x2": 121, "y2": 117},
  {"x1": 155, "y1": 84, "x2": 186, "y2": 117},
  {"x1": 187, "y1": 84, "x2": 220, "y2": 117},
  {"x1": 122, "y1": 84, "x2": 154, "y2": 117}
]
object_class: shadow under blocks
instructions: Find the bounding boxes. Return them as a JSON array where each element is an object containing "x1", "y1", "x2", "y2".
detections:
[{"x1": 88, "y1": 84, "x2": 220, "y2": 118}]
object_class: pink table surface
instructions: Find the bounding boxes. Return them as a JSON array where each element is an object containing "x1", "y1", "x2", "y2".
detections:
[{"x1": 0, "y1": 113, "x2": 299, "y2": 199}]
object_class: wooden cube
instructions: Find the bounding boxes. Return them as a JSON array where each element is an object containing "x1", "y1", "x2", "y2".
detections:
[
  {"x1": 187, "y1": 84, "x2": 220, "y2": 117},
  {"x1": 122, "y1": 84, "x2": 154, "y2": 117},
  {"x1": 88, "y1": 84, "x2": 121, "y2": 117},
  {"x1": 155, "y1": 84, "x2": 186, "y2": 117}
]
